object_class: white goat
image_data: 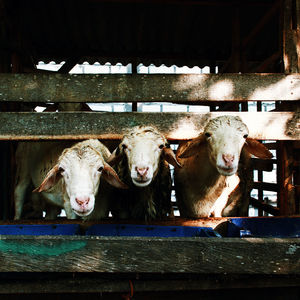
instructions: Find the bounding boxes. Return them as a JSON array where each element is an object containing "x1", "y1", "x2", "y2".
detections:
[
  {"x1": 107, "y1": 126, "x2": 180, "y2": 220},
  {"x1": 14, "y1": 139, "x2": 127, "y2": 220},
  {"x1": 174, "y1": 115, "x2": 273, "y2": 218}
]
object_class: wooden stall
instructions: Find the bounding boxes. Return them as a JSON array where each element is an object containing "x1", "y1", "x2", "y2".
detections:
[{"x1": 0, "y1": 0, "x2": 299, "y2": 298}]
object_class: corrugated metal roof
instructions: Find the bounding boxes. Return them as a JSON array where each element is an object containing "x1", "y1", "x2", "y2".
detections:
[{"x1": 0, "y1": 0, "x2": 280, "y2": 69}]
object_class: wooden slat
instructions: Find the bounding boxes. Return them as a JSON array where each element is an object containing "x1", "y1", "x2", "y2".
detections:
[
  {"x1": 0, "y1": 217, "x2": 228, "y2": 229},
  {"x1": 0, "y1": 235, "x2": 299, "y2": 274},
  {"x1": 283, "y1": 0, "x2": 300, "y2": 73},
  {"x1": 0, "y1": 73, "x2": 300, "y2": 103},
  {"x1": 0, "y1": 111, "x2": 298, "y2": 140},
  {"x1": 0, "y1": 276, "x2": 299, "y2": 294},
  {"x1": 249, "y1": 198, "x2": 280, "y2": 216},
  {"x1": 253, "y1": 181, "x2": 279, "y2": 192},
  {"x1": 251, "y1": 158, "x2": 275, "y2": 172}
]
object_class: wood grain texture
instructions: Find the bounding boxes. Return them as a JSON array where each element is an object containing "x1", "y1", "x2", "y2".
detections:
[
  {"x1": 0, "y1": 73, "x2": 300, "y2": 102},
  {"x1": 0, "y1": 111, "x2": 299, "y2": 140},
  {"x1": 0, "y1": 276, "x2": 299, "y2": 294},
  {"x1": 0, "y1": 236, "x2": 299, "y2": 274}
]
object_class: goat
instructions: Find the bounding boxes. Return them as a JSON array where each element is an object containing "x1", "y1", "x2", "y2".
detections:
[
  {"x1": 14, "y1": 139, "x2": 127, "y2": 220},
  {"x1": 174, "y1": 115, "x2": 273, "y2": 218},
  {"x1": 107, "y1": 126, "x2": 181, "y2": 220}
]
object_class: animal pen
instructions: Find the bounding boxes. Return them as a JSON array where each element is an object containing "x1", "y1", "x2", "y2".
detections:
[{"x1": 0, "y1": 0, "x2": 299, "y2": 299}]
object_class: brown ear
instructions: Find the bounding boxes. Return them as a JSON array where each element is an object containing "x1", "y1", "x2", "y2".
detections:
[
  {"x1": 102, "y1": 162, "x2": 128, "y2": 189},
  {"x1": 163, "y1": 147, "x2": 181, "y2": 168},
  {"x1": 177, "y1": 134, "x2": 206, "y2": 159},
  {"x1": 33, "y1": 165, "x2": 62, "y2": 193},
  {"x1": 243, "y1": 138, "x2": 273, "y2": 159},
  {"x1": 106, "y1": 148, "x2": 122, "y2": 166}
]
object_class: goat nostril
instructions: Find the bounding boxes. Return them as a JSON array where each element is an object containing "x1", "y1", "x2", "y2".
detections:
[
  {"x1": 75, "y1": 196, "x2": 90, "y2": 206},
  {"x1": 222, "y1": 154, "x2": 234, "y2": 165},
  {"x1": 136, "y1": 167, "x2": 149, "y2": 176}
]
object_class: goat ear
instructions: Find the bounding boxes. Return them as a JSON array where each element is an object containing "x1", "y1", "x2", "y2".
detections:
[
  {"x1": 106, "y1": 147, "x2": 122, "y2": 166},
  {"x1": 33, "y1": 165, "x2": 62, "y2": 193},
  {"x1": 243, "y1": 138, "x2": 273, "y2": 159},
  {"x1": 177, "y1": 134, "x2": 206, "y2": 159},
  {"x1": 163, "y1": 147, "x2": 181, "y2": 168},
  {"x1": 102, "y1": 162, "x2": 128, "y2": 189}
]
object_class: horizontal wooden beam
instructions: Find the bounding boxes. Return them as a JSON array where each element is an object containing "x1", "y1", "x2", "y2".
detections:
[
  {"x1": 0, "y1": 73, "x2": 300, "y2": 103},
  {"x1": 251, "y1": 158, "x2": 275, "y2": 171},
  {"x1": 0, "y1": 111, "x2": 298, "y2": 140},
  {"x1": 0, "y1": 276, "x2": 299, "y2": 294},
  {"x1": 253, "y1": 181, "x2": 279, "y2": 192},
  {"x1": 0, "y1": 235, "x2": 299, "y2": 274}
]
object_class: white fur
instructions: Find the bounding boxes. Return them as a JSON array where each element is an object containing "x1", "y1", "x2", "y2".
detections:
[
  {"x1": 174, "y1": 116, "x2": 264, "y2": 218},
  {"x1": 122, "y1": 127, "x2": 167, "y2": 187},
  {"x1": 110, "y1": 126, "x2": 176, "y2": 220},
  {"x1": 14, "y1": 139, "x2": 112, "y2": 220}
]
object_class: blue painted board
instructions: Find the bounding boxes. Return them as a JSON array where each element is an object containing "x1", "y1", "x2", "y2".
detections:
[
  {"x1": 228, "y1": 217, "x2": 300, "y2": 238},
  {"x1": 85, "y1": 224, "x2": 220, "y2": 237},
  {"x1": 0, "y1": 224, "x2": 80, "y2": 235}
]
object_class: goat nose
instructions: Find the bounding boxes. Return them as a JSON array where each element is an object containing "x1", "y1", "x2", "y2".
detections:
[
  {"x1": 136, "y1": 167, "x2": 149, "y2": 177},
  {"x1": 75, "y1": 196, "x2": 90, "y2": 206},
  {"x1": 222, "y1": 154, "x2": 234, "y2": 166}
]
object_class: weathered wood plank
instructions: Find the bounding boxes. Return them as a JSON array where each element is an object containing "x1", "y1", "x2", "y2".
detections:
[
  {"x1": 0, "y1": 217, "x2": 228, "y2": 229},
  {"x1": 0, "y1": 276, "x2": 299, "y2": 294},
  {"x1": 0, "y1": 236, "x2": 299, "y2": 274},
  {"x1": 249, "y1": 198, "x2": 280, "y2": 216},
  {"x1": 253, "y1": 182, "x2": 279, "y2": 192},
  {"x1": 0, "y1": 73, "x2": 300, "y2": 102},
  {"x1": 283, "y1": 0, "x2": 300, "y2": 73},
  {"x1": 0, "y1": 111, "x2": 298, "y2": 140}
]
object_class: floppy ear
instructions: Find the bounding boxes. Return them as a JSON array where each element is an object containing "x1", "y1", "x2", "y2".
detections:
[
  {"x1": 243, "y1": 138, "x2": 273, "y2": 159},
  {"x1": 177, "y1": 134, "x2": 206, "y2": 159},
  {"x1": 33, "y1": 165, "x2": 62, "y2": 193},
  {"x1": 163, "y1": 147, "x2": 181, "y2": 168},
  {"x1": 106, "y1": 147, "x2": 122, "y2": 166},
  {"x1": 102, "y1": 162, "x2": 128, "y2": 189}
]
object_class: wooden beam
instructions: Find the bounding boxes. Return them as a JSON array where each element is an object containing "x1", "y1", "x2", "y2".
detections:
[
  {"x1": 0, "y1": 74, "x2": 300, "y2": 103},
  {"x1": 57, "y1": 57, "x2": 81, "y2": 74},
  {"x1": 283, "y1": 0, "x2": 300, "y2": 73},
  {"x1": 249, "y1": 198, "x2": 280, "y2": 216},
  {"x1": 0, "y1": 275, "x2": 299, "y2": 294},
  {"x1": 0, "y1": 235, "x2": 299, "y2": 274},
  {"x1": 251, "y1": 51, "x2": 281, "y2": 72},
  {"x1": 251, "y1": 158, "x2": 275, "y2": 171},
  {"x1": 253, "y1": 181, "x2": 279, "y2": 192},
  {"x1": 0, "y1": 111, "x2": 298, "y2": 140},
  {"x1": 242, "y1": 0, "x2": 281, "y2": 49},
  {"x1": 277, "y1": 141, "x2": 297, "y2": 215}
]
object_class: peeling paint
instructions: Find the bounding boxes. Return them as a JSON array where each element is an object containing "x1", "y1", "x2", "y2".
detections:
[
  {"x1": 286, "y1": 244, "x2": 300, "y2": 255},
  {"x1": 0, "y1": 240, "x2": 86, "y2": 256}
]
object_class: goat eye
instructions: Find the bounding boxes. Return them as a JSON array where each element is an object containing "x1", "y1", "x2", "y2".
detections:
[
  {"x1": 58, "y1": 167, "x2": 65, "y2": 173},
  {"x1": 122, "y1": 144, "x2": 127, "y2": 150},
  {"x1": 243, "y1": 134, "x2": 248, "y2": 139},
  {"x1": 159, "y1": 144, "x2": 164, "y2": 149},
  {"x1": 98, "y1": 166, "x2": 104, "y2": 172},
  {"x1": 205, "y1": 132, "x2": 211, "y2": 137}
]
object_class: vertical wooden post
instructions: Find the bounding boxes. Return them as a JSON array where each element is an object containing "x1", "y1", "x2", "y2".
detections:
[
  {"x1": 131, "y1": 62, "x2": 138, "y2": 112},
  {"x1": 283, "y1": 0, "x2": 300, "y2": 73},
  {"x1": 278, "y1": 0, "x2": 300, "y2": 215},
  {"x1": 0, "y1": 50, "x2": 13, "y2": 220},
  {"x1": 256, "y1": 101, "x2": 264, "y2": 216},
  {"x1": 277, "y1": 141, "x2": 296, "y2": 215},
  {"x1": 293, "y1": 141, "x2": 300, "y2": 214}
]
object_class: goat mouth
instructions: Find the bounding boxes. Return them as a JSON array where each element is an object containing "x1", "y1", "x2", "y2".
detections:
[
  {"x1": 217, "y1": 166, "x2": 236, "y2": 175},
  {"x1": 132, "y1": 178, "x2": 152, "y2": 187},
  {"x1": 73, "y1": 207, "x2": 93, "y2": 217}
]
